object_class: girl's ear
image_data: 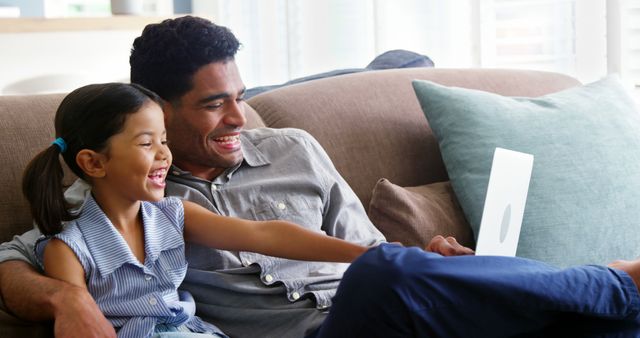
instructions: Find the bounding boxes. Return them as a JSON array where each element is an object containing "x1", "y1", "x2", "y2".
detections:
[{"x1": 76, "y1": 149, "x2": 107, "y2": 178}]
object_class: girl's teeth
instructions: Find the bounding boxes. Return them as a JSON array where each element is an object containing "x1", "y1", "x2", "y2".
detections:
[{"x1": 149, "y1": 169, "x2": 166, "y2": 178}]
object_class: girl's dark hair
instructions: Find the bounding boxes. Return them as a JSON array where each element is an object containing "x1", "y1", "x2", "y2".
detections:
[{"x1": 22, "y1": 83, "x2": 161, "y2": 235}]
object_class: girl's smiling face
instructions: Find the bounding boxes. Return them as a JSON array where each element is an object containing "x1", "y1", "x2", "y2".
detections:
[{"x1": 95, "y1": 101, "x2": 172, "y2": 204}]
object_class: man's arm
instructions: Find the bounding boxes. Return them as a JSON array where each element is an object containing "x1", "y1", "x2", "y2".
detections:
[
  {"x1": 303, "y1": 133, "x2": 474, "y2": 256},
  {"x1": 0, "y1": 260, "x2": 115, "y2": 337},
  {"x1": 302, "y1": 134, "x2": 386, "y2": 245},
  {"x1": 0, "y1": 227, "x2": 115, "y2": 337}
]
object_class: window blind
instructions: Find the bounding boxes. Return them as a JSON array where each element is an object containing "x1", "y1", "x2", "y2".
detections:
[{"x1": 621, "y1": 0, "x2": 640, "y2": 87}]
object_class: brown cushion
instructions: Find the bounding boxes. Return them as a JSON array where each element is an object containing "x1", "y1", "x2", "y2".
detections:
[{"x1": 368, "y1": 178, "x2": 474, "y2": 248}]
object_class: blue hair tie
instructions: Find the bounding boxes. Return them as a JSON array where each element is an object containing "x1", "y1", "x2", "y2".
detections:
[{"x1": 52, "y1": 137, "x2": 67, "y2": 153}]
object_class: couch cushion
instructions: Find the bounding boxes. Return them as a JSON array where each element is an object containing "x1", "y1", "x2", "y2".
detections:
[
  {"x1": 0, "y1": 94, "x2": 65, "y2": 243},
  {"x1": 413, "y1": 76, "x2": 640, "y2": 267},
  {"x1": 248, "y1": 68, "x2": 580, "y2": 208},
  {"x1": 368, "y1": 179, "x2": 473, "y2": 248}
]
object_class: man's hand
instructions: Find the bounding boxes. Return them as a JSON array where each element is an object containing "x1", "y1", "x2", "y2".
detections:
[
  {"x1": 52, "y1": 284, "x2": 116, "y2": 338},
  {"x1": 425, "y1": 235, "x2": 475, "y2": 256}
]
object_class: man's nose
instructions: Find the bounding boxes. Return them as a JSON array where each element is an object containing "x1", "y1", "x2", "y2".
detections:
[{"x1": 224, "y1": 100, "x2": 247, "y2": 128}]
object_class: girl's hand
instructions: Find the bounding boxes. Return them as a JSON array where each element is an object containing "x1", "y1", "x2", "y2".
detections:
[{"x1": 425, "y1": 235, "x2": 475, "y2": 256}]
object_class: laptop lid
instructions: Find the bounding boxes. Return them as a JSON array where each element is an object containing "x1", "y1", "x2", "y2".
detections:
[{"x1": 474, "y1": 147, "x2": 534, "y2": 257}]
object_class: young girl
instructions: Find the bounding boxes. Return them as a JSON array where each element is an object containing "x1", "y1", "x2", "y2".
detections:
[{"x1": 22, "y1": 83, "x2": 369, "y2": 338}]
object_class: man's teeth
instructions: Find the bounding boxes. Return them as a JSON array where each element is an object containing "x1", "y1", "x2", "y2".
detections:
[{"x1": 214, "y1": 135, "x2": 240, "y2": 144}]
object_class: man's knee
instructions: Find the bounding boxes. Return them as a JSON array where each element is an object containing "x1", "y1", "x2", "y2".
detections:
[
  {"x1": 342, "y1": 244, "x2": 439, "y2": 293},
  {"x1": 323, "y1": 244, "x2": 439, "y2": 336}
]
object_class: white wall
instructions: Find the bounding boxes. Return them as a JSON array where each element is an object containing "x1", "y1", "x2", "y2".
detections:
[{"x1": 0, "y1": 30, "x2": 136, "y2": 94}]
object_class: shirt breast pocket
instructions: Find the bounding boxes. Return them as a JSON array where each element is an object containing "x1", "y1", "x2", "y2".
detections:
[
  {"x1": 252, "y1": 195, "x2": 323, "y2": 230},
  {"x1": 154, "y1": 246, "x2": 187, "y2": 286}
]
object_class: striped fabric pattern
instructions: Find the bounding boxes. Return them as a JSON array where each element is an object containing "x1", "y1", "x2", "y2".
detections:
[{"x1": 36, "y1": 195, "x2": 226, "y2": 338}]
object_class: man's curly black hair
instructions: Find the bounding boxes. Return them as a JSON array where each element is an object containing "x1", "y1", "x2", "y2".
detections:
[{"x1": 130, "y1": 16, "x2": 241, "y2": 102}]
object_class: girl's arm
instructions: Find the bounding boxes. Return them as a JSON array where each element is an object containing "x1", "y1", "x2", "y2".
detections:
[
  {"x1": 41, "y1": 240, "x2": 116, "y2": 337},
  {"x1": 43, "y1": 239, "x2": 87, "y2": 289},
  {"x1": 182, "y1": 201, "x2": 370, "y2": 263}
]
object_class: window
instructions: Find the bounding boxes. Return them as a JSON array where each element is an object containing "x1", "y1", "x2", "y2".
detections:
[
  {"x1": 169, "y1": 0, "x2": 640, "y2": 94},
  {"x1": 609, "y1": 0, "x2": 640, "y2": 89},
  {"x1": 477, "y1": 0, "x2": 577, "y2": 70}
]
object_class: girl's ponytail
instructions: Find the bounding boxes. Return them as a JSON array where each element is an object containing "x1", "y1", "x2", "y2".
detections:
[{"x1": 22, "y1": 140, "x2": 71, "y2": 236}]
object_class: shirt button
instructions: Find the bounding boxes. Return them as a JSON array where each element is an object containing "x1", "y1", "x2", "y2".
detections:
[
  {"x1": 144, "y1": 275, "x2": 152, "y2": 281},
  {"x1": 211, "y1": 185, "x2": 218, "y2": 191},
  {"x1": 292, "y1": 292, "x2": 300, "y2": 300},
  {"x1": 149, "y1": 297, "x2": 157, "y2": 306},
  {"x1": 277, "y1": 202, "x2": 286, "y2": 210},
  {"x1": 264, "y1": 274, "x2": 274, "y2": 282}
]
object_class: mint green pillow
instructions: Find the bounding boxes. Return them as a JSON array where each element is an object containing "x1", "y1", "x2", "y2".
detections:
[{"x1": 413, "y1": 76, "x2": 640, "y2": 267}]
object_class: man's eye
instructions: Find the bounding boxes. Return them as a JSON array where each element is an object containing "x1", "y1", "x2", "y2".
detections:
[{"x1": 205, "y1": 103, "x2": 223, "y2": 109}]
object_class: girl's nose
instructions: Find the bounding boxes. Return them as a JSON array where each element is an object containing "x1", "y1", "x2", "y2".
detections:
[{"x1": 156, "y1": 145, "x2": 170, "y2": 161}]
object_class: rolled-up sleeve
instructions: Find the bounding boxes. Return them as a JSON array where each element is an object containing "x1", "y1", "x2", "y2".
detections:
[
  {"x1": 302, "y1": 133, "x2": 386, "y2": 246},
  {"x1": 0, "y1": 228, "x2": 42, "y2": 270}
]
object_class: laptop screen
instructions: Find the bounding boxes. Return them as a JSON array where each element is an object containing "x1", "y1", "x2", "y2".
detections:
[{"x1": 474, "y1": 147, "x2": 534, "y2": 257}]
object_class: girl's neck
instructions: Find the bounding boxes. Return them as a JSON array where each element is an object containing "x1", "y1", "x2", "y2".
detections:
[
  {"x1": 90, "y1": 188, "x2": 142, "y2": 232},
  {"x1": 91, "y1": 187, "x2": 146, "y2": 264}
]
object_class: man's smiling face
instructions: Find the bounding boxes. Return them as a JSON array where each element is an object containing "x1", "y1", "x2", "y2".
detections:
[{"x1": 164, "y1": 60, "x2": 247, "y2": 180}]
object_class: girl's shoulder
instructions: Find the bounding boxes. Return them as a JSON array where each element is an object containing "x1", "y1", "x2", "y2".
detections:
[
  {"x1": 56, "y1": 219, "x2": 85, "y2": 244},
  {"x1": 144, "y1": 196, "x2": 185, "y2": 231},
  {"x1": 146, "y1": 196, "x2": 184, "y2": 218},
  {"x1": 148, "y1": 196, "x2": 183, "y2": 209},
  {"x1": 35, "y1": 220, "x2": 89, "y2": 272}
]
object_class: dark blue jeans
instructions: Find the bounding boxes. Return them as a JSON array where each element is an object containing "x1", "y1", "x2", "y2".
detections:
[{"x1": 311, "y1": 244, "x2": 640, "y2": 337}]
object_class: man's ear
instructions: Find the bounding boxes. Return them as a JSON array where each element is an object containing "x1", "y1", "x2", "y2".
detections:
[
  {"x1": 162, "y1": 100, "x2": 173, "y2": 125},
  {"x1": 76, "y1": 149, "x2": 106, "y2": 178}
]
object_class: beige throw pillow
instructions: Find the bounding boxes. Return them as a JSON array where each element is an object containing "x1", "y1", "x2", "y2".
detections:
[{"x1": 368, "y1": 178, "x2": 474, "y2": 248}]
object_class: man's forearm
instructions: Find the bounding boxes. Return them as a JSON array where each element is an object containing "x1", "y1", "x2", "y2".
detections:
[
  {"x1": 0, "y1": 260, "x2": 73, "y2": 321},
  {"x1": 0, "y1": 260, "x2": 117, "y2": 337}
]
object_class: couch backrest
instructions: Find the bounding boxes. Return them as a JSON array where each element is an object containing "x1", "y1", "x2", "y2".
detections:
[
  {"x1": 0, "y1": 69, "x2": 579, "y2": 244},
  {"x1": 248, "y1": 68, "x2": 580, "y2": 207},
  {"x1": 0, "y1": 94, "x2": 65, "y2": 242},
  {"x1": 0, "y1": 95, "x2": 264, "y2": 243}
]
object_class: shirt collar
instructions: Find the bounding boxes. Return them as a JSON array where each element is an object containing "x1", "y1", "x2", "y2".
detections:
[
  {"x1": 63, "y1": 179, "x2": 91, "y2": 216},
  {"x1": 139, "y1": 200, "x2": 184, "y2": 265},
  {"x1": 78, "y1": 195, "x2": 183, "y2": 277},
  {"x1": 239, "y1": 132, "x2": 270, "y2": 167}
]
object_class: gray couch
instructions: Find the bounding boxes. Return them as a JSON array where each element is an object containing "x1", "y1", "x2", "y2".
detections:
[{"x1": 0, "y1": 68, "x2": 580, "y2": 336}]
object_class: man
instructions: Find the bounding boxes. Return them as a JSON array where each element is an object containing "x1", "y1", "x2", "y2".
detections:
[{"x1": 1, "y1": 16, "x2": 640, "y2": 338}]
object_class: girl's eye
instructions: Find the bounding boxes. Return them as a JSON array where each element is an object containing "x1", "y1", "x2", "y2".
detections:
[{"x1": 140, "y1": 143, "x2": 152, "y2": 147}]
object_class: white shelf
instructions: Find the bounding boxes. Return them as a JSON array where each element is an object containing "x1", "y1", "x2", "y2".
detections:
[{"x1": 0, "y1": 16, "x2": 172, "y2": 33}]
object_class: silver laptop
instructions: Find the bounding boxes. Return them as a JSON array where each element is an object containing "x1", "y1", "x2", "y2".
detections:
[{"x1": 474, "y1": 147, "x2": 534, "y2": 257}]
